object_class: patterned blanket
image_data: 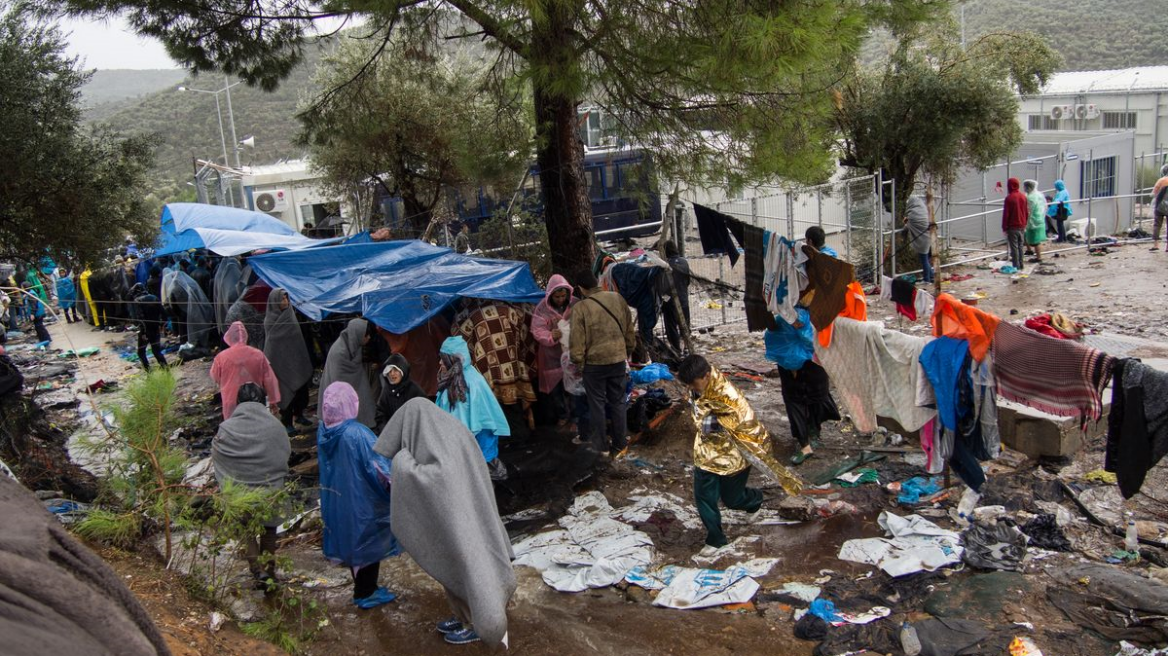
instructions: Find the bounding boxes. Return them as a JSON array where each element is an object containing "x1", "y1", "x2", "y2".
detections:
[{"x1": 454, "y1": 302, "x2": 537, "y2": 406}]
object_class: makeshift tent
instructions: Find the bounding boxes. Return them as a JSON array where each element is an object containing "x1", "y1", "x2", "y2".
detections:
[
  {"x1": 154, "y1": 203, "x2": 342, "y2": 257},
  {"x1": 248, "y1": 240, "x2": 546, "y2": 334}
]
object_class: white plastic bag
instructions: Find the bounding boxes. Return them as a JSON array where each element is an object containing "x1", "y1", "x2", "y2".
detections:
[{"x1": 559, "y1": 319, "x2": 584, "y2": 395}]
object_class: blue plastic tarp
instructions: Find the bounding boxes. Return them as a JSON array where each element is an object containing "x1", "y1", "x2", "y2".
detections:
[
  {"x1": 248, "y1": 240, "x2": 546, "y2": 333},
  {"x1": 154, "y1": 203, "x2": 342, "y2": 256}
]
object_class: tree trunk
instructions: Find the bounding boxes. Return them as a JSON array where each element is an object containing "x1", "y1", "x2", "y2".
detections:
[{"x1": 533, "y1": 88, "x2": 595, "y2": 276}]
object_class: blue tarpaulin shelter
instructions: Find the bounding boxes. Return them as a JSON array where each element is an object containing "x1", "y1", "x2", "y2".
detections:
[
  {"x1": 154, "y1": 203, "x2": 342, "y2": 256},
  {"x1": 248, "y1": 240, "x2": 546, "y2": 333}
]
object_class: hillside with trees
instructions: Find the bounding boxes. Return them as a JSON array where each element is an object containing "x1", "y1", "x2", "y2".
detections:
[
  {"x1": 83, "y1": 46, "x2": 325, "y2": 202},
  {"x1": 961, "y1": 0, "x2": 1164, "y2": 72},
  {"x1": 80, "y1": 68, "x2": 186, "y2": 111}
]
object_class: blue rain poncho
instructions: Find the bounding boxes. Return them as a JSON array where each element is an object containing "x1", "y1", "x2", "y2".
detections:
[
  {"x1": 764, "y1": 307, "x2": 815, "y2": 371},
  {"x1": 318, "y1": 390, "x2": 399, "y2": 569},
  {"x1": 1046, "y1": 179, "x2": 1074, "y2": 218},
  {"x1": 55, "y1": 276, "x2": 76, "y2": 310},
  {"x1": 437, "y1": 336, "x2": 510, "y2": 461}
]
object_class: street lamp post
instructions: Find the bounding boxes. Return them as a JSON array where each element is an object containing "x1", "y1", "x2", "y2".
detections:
[{"x1": 178, "y1": 77, "x2": 244, "y2": 205}]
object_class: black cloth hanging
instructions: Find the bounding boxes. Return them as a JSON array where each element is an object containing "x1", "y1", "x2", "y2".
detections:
[
  {"x1": 890, "y1": 277, "x2": 918, "y2": 321},
  {"x1": 741, "y1": 223, "x2": 773, "y2": 332},
  {"x1": 1106, "y1": 359, "x2": 1168, "y2": 499},
  {"x1": 692, "y1": 203, "x2": 740, "y2": 267}
]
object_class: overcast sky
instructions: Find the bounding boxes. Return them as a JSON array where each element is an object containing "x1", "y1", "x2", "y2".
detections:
[{"x1": 61, "y1": 16, "x2": 179, "y2": 70}]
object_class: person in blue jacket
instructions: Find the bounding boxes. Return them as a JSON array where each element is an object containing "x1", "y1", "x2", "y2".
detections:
[
  {"x1": 56, "y1": 268, "x2": 80, "y2": 324},
  {"x1": 1046, "y1": 179, "x2": 1074, "y2": 243},
  {"x1": 436, "y1": 336, "x2": 510, "y2": 478},
  {"x1": 318, "y1": 381, "x2": 399, "y2": 609}
]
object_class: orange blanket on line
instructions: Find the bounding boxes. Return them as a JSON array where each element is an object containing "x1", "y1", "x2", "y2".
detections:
[
  {"x1": 930, "y1": 293, "x2": 1001, "y2": 362},
  {"x1": 817, "y1": 281, "x2": 867, "y2": 348}
]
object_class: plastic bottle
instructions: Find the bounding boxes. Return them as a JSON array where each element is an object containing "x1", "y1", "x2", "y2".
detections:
[
  {"x1": 900, "y1": 621, "x2": 922, "y2": 656},
  {"x1": 1125, "y1": 512, "x2": 1139, "y2": 553}
]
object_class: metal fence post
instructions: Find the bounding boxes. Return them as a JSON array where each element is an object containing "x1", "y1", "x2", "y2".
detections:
[
  {"x1": 981, "y1": 172, "x2": 988, "y2": 248},
  {"x1": 817, "y1": 188, "x2": 824, "y2": 228},
  {"x1": 874, "y1": 172, "x2": 883, "y2": 282},
  {"x1": 845, "y1": 182, "x2": 853, "y2": 262},
  {"x1": 750, "y1": 195, "x2": 758, "y2": 228},
  {"x1": 718, "y1": 256, "x2": 728, "y2": 325},
  {"x1": 786, "y1": 193, "x2": 796, "y2": 240}
]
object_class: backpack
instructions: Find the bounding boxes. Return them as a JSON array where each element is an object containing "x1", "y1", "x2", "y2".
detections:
[{"x1": 1156, "y1": 185, "x2": 1168, "y2": 217}]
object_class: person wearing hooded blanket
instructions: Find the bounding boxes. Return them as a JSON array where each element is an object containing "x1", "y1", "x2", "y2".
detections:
[
  {"x1": 1046, "y1": 179, "x2": 1074, "y2": 243},
  {"x1": 374, "y1": 398, "x2": 516, "y2": 647},
  {"x1": 437, "y1": 336, "x2": 511, "y2": 466},
  {"x1": 904, "y1": 196, "x2": 934, "y2": 283},
  {"x1": 55, "y1": 268, "x2": 80, "y2": 324},
  {"x1": 210, "y1": 322, "x2": 282, "y2": 420},
  {"x1": 530, "y1": 274, "x2": 576, "y2": 424},
  {"x1": 225, "y1": 294, "x2": 265, "y2": 349},
  {"x1": 374, "y1": 354, "x2": 425, "y2": 433},
  {"x1": 1001, "y1": 177, "x2": 1029, "y2": 272},
  {"x1": 319, "y1": 318, "x2": 377, "y2": 428},
  {"x1": 263, "y1": 288, "x2": 314, "y2": 428},
  {"x1": 212, "y1": 383, "x2": 291, "y2": 587},
  {"x1": 318, "y1": 381, "x2": 400, "y2": 609},
  {"x1": 161, "y1": 269, "x2": 215, "y2": 347}
]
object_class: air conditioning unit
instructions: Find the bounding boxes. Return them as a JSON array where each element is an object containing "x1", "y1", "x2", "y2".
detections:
[
  {"x1": 1074, "y1": 104, "x2": 1091, "y2": 120},
  {"x1": 254, "y1": 189, "x2": 288, "y2": 213},
  {"x1": 1084, "y1": 103, "x2": 1100, "y2": 119},
  {"x1": 1050, "y1": 104, "x2": 1073, "y2": 120}
]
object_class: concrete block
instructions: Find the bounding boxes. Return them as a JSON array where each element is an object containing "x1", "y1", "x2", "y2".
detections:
[{"x1": 996, "y1": 388, "x2": 1111, "y2": 458}]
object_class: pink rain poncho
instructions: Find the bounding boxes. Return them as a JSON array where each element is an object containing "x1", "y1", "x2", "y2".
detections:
[
  {"x1": 530, "y1": 274, "x2": 576, "y2": 394},
  {"x1": 210, "y1": 321, "x2": 282, "y2": 420},
  {"x1": 322, "y1": 380, "x2": 360, "y2": 428}
]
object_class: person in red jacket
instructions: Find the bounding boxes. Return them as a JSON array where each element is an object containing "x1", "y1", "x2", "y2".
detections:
[{"x1": 1001, "y1": 177, "x2": 1029, "y2": 272}]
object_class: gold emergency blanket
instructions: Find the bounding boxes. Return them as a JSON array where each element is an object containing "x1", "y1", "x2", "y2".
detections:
[{"x1": 691, "y1": 367, "x2": 803, "y2": 496}]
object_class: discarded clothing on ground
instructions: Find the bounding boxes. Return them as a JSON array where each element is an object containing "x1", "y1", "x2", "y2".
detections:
[
  {"x1": 913, "y1": 617, "x2": 990, "y2": 656},
  {"x1": 960, "y1": 519, "x2": 1027, "y2": 571},
  {"x1": 793, "y1": 613, "x2": 828, "y2": 640},
  {"x1": 815, "y1": 318, "x2": 936, "y2": 434},
  {"x1": 1106, "y1": 359, "x2": 1168, "y2": 499},
  {"x1": 838, "y1": 512, "x2": 962, "y2": 577},
  {"x1": 1020, "y1": 513, "x2": 1072, "y2": 552},
  {"x1": 1024, "y1": 313, "x2": 1083, "y2": 340},
  {"x1": 811, "y1": 620, "x2": 902, "y2": 656},
  {"x1": 897, "y1": 476, "x2": 941, "y2": 505},
  {"x1": 993, "y1": 320, "x2": 1114, "y2": 426}
]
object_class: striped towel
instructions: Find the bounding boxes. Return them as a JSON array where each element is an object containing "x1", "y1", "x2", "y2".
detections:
[{"x1": 992, "y1": 321, "x2": 1114, "y2": 426}]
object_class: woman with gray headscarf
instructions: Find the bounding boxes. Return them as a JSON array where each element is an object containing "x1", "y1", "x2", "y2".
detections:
[
  {"x1": 374, "y1": 399, "x2": 515, "y2": 647},
  {"x1": 319, "y1": 318, "x2": 377, "y2": 428},
  {"x1": 264, "y1": 288, "x2": 314, "y2": 429},
  {"x1": 212, "y1": 383, "x2": 291, "y2": 588}
]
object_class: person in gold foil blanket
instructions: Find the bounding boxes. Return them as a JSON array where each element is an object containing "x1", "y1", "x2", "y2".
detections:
[{"x1": 678, "y1": 354, "x2": 802, "y2": 556}]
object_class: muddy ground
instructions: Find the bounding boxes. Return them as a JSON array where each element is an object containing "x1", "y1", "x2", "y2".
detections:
[{"x1": 8, "y1": 242, "x2": 1168, "y2": 656}]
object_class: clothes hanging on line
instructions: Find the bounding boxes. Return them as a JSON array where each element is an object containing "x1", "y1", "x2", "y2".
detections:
[
  {"x1": 814, "y1": 317, "x2": 936, "y2": 434},
  {"x1": 931, "y1": 293, "x2": 1000, "y2": 363},
  {"x1": 889, "y1": 278, "x2": 918, "y2": 321},
  {"x1": 879, "y1": 276, "x2": 935, "y2": 323},
  {"x1": 816, "y1": 281, "x2": 867, "y2": 348},
  {"x1": 1105, "y1": 359, "x2": 1168, "y2": 499},
  {"x1": 992, "y1": 320, "x2": 1114, "y2": 426},
  {"x1": 800, "y1": 251, "x2": 856, "y2": 332},
  {"x1": 742, "y1": 224, "x2": 772, "y2": 332},
  {"x1": 692, "y1": 203, "x2": 741, "y2": 267},
  {"x1": 919, "y1": 337, "x2": 971, "y2": 432},
  {"x1": 762, "y1": 233, "x2": 805, "y2": 325}
]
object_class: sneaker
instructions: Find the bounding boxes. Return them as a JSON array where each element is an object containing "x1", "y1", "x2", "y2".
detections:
[
  {"x1": 436, "y1": 617, "x2": 463, "y2": 635},
  {"x1": 293, "y1": 415, "x2": 313, "y2": 427},
  {"x1": 444, "y1": 628, "x2": 481, "y2": 645},
  {"x1": 746, "y1": 507, "x2": 764, "y2": 524},
  {"x1": 698, "y1": 544, "x2": 721, "y2": 558},
  {"x1": 353, "y1": 586, "x2": 397, "y2": 609},
  {"x1": 571, "y1": 435, "x2": 586, "y2": 446},
  {"x1": 790, "y1": 451, "x2": 814, "y2": 466}
]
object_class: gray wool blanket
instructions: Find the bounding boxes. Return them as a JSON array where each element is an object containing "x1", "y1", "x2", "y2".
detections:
[
  {"x1": 374, "y1": 398, "x2": 516, "y2": 648},
  {"x1": 319, "y1": 318, "x2": 376, "y2": 427},
  {"x1": 212, "y1": 401, "x2": 291, "y2": 490},
  {"x1": 0, "y1": 475, "x2": 171, "y2": 655}
]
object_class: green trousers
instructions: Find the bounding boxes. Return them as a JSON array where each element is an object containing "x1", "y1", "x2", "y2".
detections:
[{"x1": 693, "y1": 466, "x2": 763, "y2": 548}]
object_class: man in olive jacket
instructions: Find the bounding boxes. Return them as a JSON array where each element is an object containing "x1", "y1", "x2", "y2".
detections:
[{"x1": 569, "y1": 269, "x2": 636, "y2": 456}]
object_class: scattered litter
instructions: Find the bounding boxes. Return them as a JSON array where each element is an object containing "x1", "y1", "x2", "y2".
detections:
[
  {"x1": 962, "y1": 520, "x2": 1027, "y2": 571},
  {"x1": 692, "y1": 535, "x2": 761, "y2": 566},
  {"x1": 779, "y1": 582, "x2": 821, "y2": 603},
  {"x1": 1020, "y1": 513, "x2": 1073, "y2": 552},
  {"x1": 838, "y1": 512, "x2": 963, "y2": 577},
  {"x1": 836, "y1": 468, "x2": 879, "y2": 487},
  {"x1": 1009, "y1": 636, "x2": 1045, "y2": 655},
  {"x1": 897, "y1": 477, "x2": 941, "y2": 505},
  {"x1": 209, "y1": 611, "x2": 225, "y2": 632},
  {"x1": 42, "y1": 498, "x2": 90, "y2": 524},
  {"x1": 626, "y1": 558, "x2": 778, "y2": 609},
  {"x1": 1115, "y1": 641, "x2": 1168, "y2": 655},
  {"x1": 1106, "y1": 549, "x2": 1140, "y2": 564},
  {"x1": 1084, "y1": 469, "x2": 1118, "y2": 485},
  {"x1": 808, "y1": 598, "x2": 839, "y2": 622}
]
